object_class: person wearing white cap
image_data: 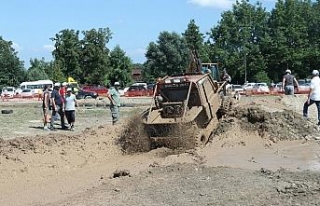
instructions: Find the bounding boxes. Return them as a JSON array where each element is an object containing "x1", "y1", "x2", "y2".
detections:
[
  {"x1": 107, "y1": 81, "x2": 121, "y2": 125},
  {"x1": 64, "y1": 87, "x2": 78, "y2": 131},
  {"x1": 282, "y1": 69, "x2": 299, "y2": 95},
  {"x1": 50, "y1": 82, "x2": 68, "y2": 130},
  {"x1": 303, "y1": 70, "x2": 320, "y2": 125}
]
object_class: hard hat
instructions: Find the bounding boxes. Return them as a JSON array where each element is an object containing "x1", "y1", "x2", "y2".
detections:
[
  {"x1": 114, "y1": 82, "x2": 120, "y2": 86},
  {"x1": 67, "y1": 88, "x2": 72, "y2": 92},
  {"x1": 54, "y1": 82, "x2": 61, "y2": 87},
  {"x1": 285, "y1": 69, "x2": 291, "y2": 74},
  {"x1": 312, "y1": 70, "x2": 319, "y2": 76},
  {"x1": 62, "y1": 82, "x2": 68, "y2": 86}
]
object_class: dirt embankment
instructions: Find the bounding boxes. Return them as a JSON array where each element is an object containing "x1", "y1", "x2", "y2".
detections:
[{"x1": 215, "y1": 105, "x2": 319, "y2": 142}]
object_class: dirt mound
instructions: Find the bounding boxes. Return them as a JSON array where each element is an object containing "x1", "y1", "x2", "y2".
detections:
[
  {"x1": 214, "y1": 105, "x2": 318, "y2": 141},
  {"x1": 0, "y1": 125, "x2": 122, "y2": 166}
]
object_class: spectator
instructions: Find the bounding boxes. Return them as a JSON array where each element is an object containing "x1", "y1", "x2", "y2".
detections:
[
  {"x1": 303, "y1": 70, "x2": 320, "y2": 125},
  {"x1": 107, "y1": 82, "x2": 121, "y2": 125},
  {"x1": 64, "y1": 88, "x2": 78, "y2": 131},
  {"x1": 42, "y1": 85, "x2": 51, "y2": 130},
  {"x1": 60, "y1": 82, "x2": 67, "y2": 101},
  {"x1": 282, "y1": 69, "x2": 299, "y2": 95},
  {"x1": 37, "y1": 89, "x2": 43, "y2": 101},
  {"x1": 50, "y1": 82, "x2": 68, "y2": 130}
]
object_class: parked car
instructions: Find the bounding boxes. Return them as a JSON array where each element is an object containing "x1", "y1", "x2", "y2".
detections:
[
  {"x1": 124, "y1": 85, "x2": 147, "y2": 97},
  {"x1": 299, "y1": 82, "x2": 311, "y2": 90},
  {"x1": 76, "y1": 90, "x2": 98, "y2": 99},
  {"x1": 20, "y1": 89, "x2": 34, "y2": 98},
  {"x1": 254, "y1": 83, "x2": 270, "y2": 93},
  {"x1": 231, "y1": 84, "x2": 244, "y2": 94},
  {"x1": 146, "y1": 83, "x2": 155, "y2": 96},
  {"x1": 1, "y1": 86, "x2": 16, "y2": 98},
  {"x1": 132, "y1": 82, "x2": 147, "y2": 88},
  {"x1": 81, "y1": 85, "x2": 108, "y2": 96},
  {"x1": 243, "y1": 83, "x2": 256, "y2": 91}
]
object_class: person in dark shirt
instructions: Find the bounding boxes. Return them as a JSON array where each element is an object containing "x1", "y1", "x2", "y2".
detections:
[
  {"x1": 282, "y1": 69, "x2": 299, "y2": 95},
  {"x1": 49, "y1": 82, "x2": 67, "y2": 130}
]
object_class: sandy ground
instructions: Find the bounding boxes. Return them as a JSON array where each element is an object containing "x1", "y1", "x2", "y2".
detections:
[{"x1": 1, "y1": 94, "x2": 320, "y2": 206}]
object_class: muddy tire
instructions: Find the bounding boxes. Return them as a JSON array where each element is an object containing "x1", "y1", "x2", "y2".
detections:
[
  {"x1": 221, "y1": 96, "x2": 234, "y2": 111},
  {"x1": 1, "y1": 109, "x2": 13, "y2": 114},
  {"x1": 195, "y1": 130, "x2": 209, "y2": 148}
]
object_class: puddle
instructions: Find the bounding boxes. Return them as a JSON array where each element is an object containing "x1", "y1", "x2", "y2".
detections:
[{"x1": 201, "y1": 139, "x2": 320, "y2": 172}]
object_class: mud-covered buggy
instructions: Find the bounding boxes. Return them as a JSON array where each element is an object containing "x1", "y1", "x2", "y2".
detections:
[{"x1": 141, "y1": 73, "x2": 227, "y2": 149}]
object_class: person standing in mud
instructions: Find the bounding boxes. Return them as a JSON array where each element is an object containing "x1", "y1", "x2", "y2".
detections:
[
  {"x1": 221, "y1": 68, "x2": 231, "y2": 96},
  {"x1": 282, "y1": 69, "x2": 299, "y2": 95},
  {"x1": 64, "y1": 88, "x2": 78, "y2": 131},
  {"x1": 42, "y1": 85, "x2": 51, "y2": 130},
  {"x1": 107, "y1": 82, "x2": 121, "y2": 125},
  {"x1": 303, "y1": 70, "x2": 320, "y2": 125},
  {"x1": 50, "y1": 82, "x2": 68, "y2": 130}
]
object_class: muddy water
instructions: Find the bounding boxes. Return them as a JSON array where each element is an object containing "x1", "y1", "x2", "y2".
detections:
[{"x1": 200, "y1": 138, "x2": 320, "y2": 172}]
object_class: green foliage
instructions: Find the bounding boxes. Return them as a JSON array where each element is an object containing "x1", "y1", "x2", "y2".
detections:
[
  {"x1": 80, "y1": 28, "x2": 112, "y2": 85},
  {"x1": 51, "y1": 29, "x2": 82, "y2": 81},
  {"x1": 0, "y1": 37, "x2": 25, "y2": 87},
  {"x1": 144, "y1": 31, "x2": 190, "y2": 78},
  {"x1": 106, "y1": 45, "x2": 133, "y2": 87},
  {"x1": 26, "y1": 58, "x2": 49, "y2": 81},
  {"x1": 253, "y1": 70, "x2": 269, "y2": 83},
  {"x1": 51, "y1": 28, "x2": 112, "y2": 85},
  {"x1": 183, "y1": 19, "x2": 210, "y2": 63},
  {"x1": 208, "y1": 0, "x2": 270, "y2": 83}
]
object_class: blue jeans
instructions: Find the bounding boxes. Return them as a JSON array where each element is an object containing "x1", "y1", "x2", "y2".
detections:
[
  {"x1": 284, "y1": 85, "x2": 294, "y2": 95},
  {"x1": 303, "y1": 99, "x2": 320, "y2": 123}
]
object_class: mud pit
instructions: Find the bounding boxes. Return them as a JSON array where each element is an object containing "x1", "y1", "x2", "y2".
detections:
[{"x1": 1, "y1": 95, "x2": 320, "y2": 206}]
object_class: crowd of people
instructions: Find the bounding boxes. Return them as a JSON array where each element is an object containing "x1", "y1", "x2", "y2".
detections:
[
  {"x1": 42, "y1": 82, "x2": 78, "y2": 131},
  {"x1": 41, "y1": 81, "x2": 121, "y2": 131}
]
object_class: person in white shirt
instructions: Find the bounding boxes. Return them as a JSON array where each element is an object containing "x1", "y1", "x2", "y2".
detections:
[
  {"x1": 303, "y1": 70, "x2": 320, "y2": 125},
  {"x1": 64, "y1": 88, "x2": 78, "y2": 130}
]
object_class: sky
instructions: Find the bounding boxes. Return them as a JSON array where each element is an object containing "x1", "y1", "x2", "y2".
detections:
[{"x1": 0, "y1": 0, "x2": 276, "y2": 68}]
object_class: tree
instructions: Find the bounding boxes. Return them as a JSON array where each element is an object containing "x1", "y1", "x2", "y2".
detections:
[
  {"x1": 267, "y1": 0, "x2": 311, "y2": 80},
  {"x1": 144, "y1": 31, "x2": 190, "y2": 78},
  {"x1": 81, "y1": 28, "x2": 112, "y2": 84},
  {"x1": 182, "y1": 19, "x2": 210, "y2": 62},
  {"x1": 51, "y1": 29, "x2": 82, "y2": 82},
  {"x1": 26, "y1": 58, "x2": 49, "y2": 81},
  {"x1": 106, "y1": 45, "x2": 132, "y2": 86},
  {"x1": 0, "y1": 36, "x2": 25, "y2": 88},
  {"x1": 207, "y1": 0, "x2": 270, "y2": 83}
]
